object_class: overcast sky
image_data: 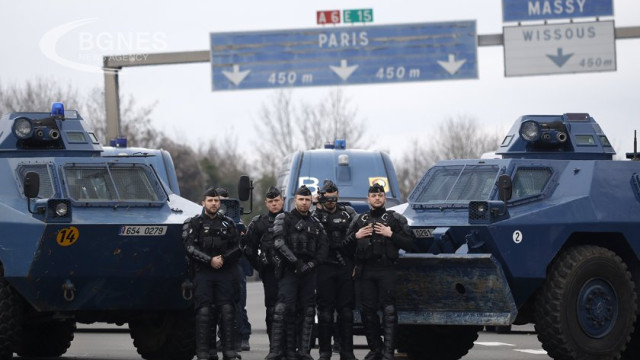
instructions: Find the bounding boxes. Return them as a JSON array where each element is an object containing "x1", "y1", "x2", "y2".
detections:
[{"x1": 2, "y1": 0, "x2": 639, "y2": 161}]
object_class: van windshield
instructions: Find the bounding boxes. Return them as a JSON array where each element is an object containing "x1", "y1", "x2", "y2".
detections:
[
  {"x1": 410, "y1": 165, "x2": 499, "y2": 205},
  {"x1": 64, "y1": 164, "x2": 164, "y2": 204}
]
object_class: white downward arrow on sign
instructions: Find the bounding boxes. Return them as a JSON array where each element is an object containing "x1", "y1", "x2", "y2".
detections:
[
  {"x1": 222, "y1": 65, "x2": 251, "y2": 86},
  {"x1": 437, "y1": 54, "x2": 466, "y2": 75},
  {"x1": 330, "y1": 60, "x2": 359, "y2": 81}
]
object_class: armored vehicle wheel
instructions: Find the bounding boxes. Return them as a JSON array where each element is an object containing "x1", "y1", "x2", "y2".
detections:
[
  {"x1": 620, "y1": 320, "x2": 640, "y2": 360},
  {"x1": 129, "y1": 311, "x2": 195, "y2": 360},
  {"x1": 398, "y1": 324, "x2": 480, "y2": 360},
  {"x1": 16, "y1": 318, "x2": 75, "y2": 357},
  {"x1": 535, "y1": 245, "x2": 637, "y2": 360},
  {"x1": 0, "y1": 278, "x2": 22, "y2": 360}
]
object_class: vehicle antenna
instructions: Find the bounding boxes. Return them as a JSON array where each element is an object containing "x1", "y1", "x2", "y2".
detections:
[{"x1": 634, "y1": 130, "x2": 638, "y2": 161}]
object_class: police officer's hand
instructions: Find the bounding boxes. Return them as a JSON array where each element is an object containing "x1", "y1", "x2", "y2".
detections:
[
  {"x1": 312, "y1": 194, "x2": 322, "y2": 209},
  {"x1": 374, "y1": 223, "x2": 393, "y2": 237},
  {"x1": 295, "y1": 260, "x2": 313, "y2": 275},
  {"x1": 211, "y1": 255, "x2": 224, "y2": 269},
  {"x1": 356, "y1": 224, "x2": 374, "y2": 239}
]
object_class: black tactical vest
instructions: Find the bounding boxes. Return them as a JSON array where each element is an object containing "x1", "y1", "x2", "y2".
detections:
[
  {"x1": 315, "y1": 205, "x2": 356, "y2": 249},
  {"x1": 194, "y1": 214, "x2": 235, "y2": 257},
  {"x1": 285, "y1": 212, "x2": 323, "y2": 260},
  {"x1": 354, "y1": 210, "x2": 399, "y2": 262}
]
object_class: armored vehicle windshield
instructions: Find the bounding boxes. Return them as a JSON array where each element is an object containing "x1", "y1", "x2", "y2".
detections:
[{"x1": 410, "y1": 164, "x2": 499, "y2": 206}]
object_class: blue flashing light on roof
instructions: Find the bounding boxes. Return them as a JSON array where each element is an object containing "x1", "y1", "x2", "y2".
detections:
[
  {"x1": 109, "y1": 137, "x2": 128, "y2": 148},
  {"x1": 334, "y1": 139, "x2": 346, "y2": 149},
  {"x1": 51, "y1": 102, "x2": 65, "y2": 118}
]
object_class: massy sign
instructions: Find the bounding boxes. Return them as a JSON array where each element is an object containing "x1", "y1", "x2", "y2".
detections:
[{"x1": 39, "y1": 18, "x2": 168, "y2": 74}]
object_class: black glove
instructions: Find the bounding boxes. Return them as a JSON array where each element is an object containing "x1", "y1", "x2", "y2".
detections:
[{"x1": 295, "y1": 260, "x2": 314, "y2": 275}]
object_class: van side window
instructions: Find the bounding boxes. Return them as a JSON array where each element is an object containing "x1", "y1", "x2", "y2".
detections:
[{"x1": 512, "y1": 167, "x2": 553, "y2": 200}]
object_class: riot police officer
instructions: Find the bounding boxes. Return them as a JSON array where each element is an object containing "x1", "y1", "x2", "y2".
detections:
[
  {"x1": 265, "y1": 185, "x2": 328, "y2": 360},
  {"x1": 183, "y1": 187, "x2": 242, "y2": 360},
  {"x1": 216, "y1": 187, "x2": 252, "y2": 352},
  {"x1": 244, "y1": 186, "x2": 284, "y2": 342},
  {"x1": 345, "y1": 183, "x2": 414, "y2": 360},
  {"x1": 312, "y1": 180, "x2": 358, "y2": 360}
]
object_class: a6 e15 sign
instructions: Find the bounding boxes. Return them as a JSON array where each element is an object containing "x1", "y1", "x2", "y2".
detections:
[
  {"x1": 344, "y1": 9, "x2": 373, "y2": 23},
  {"x1": 317, "y1": 8, "x2": 373, "y2": 25},
  {"x1": 317, "y1": 10, "x2": 340, "y2": 25}
]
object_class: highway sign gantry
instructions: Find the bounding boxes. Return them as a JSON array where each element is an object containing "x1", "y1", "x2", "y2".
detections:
[
  {"x1": 209, "y1": 21, "x2": 477, "y2": 91},
  {"x1": 503, "y1": 20, "x2": 616, "y2": 77}
]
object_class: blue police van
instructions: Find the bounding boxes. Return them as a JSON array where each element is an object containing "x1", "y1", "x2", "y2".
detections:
[{"x1": 276, "y1": 140, "x2": 401, "y2": 212}]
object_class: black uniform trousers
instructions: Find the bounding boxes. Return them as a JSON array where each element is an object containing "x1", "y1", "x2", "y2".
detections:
[
  {"x1": 317, "y1": 263, "x2": 355, "y2": 310},
  {"x1": 358, "y1": 263, "x2": 396, "y2": 312},
  {"x1": 194, "y1": 265, "x2": 237, "y2": 310},
  {"x1": 357, "y1": 262, "x2": 398, "y2": 360}
]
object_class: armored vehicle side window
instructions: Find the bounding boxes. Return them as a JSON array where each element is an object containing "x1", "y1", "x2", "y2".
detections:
[
  {"x1": 511, "y1": 167, "x2": 552, "y2": 200},
  {"x1": 412, "y1": 165, "x2": 499, "y2": 205},
  {"x1": 17, "y1": 164, "x2": 55, "y2": 198},
  {"x1": 64, "y1": 165, "x2": 162, "y2": 202}
]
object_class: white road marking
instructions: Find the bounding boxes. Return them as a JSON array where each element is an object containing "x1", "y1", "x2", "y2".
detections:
[
  {"x1": 475, "y1": 342, "x2": 515, "y2": 347},
  {"x1": 515, "y1": 349, "x2": 548, "y2": 355}
]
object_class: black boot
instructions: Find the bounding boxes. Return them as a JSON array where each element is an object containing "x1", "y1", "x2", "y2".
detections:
[
  {"x1": 265, "y1": 303, "x2": 286, "y2": 360},
  {"x1": 209, "y1": 305, "x2": 219, "y2": 360},
  {"x1": 317, "y1": 308, "x2": 333, "y2": 360},
  {"x1": 196, "y1": 307, "x2": 212, "y2": 360},
  {"x1": 285, "y1": 306, "x2": 297, "y2": 360},
  {"x1": 220, "y1": 303, "x2": 240, "y2": 360},
  {"x1": 362, "y1": 310, "x2": 382, "y2": 360},
  {"x1": 297, "y1": 306, "x2": 316, "y2": 360},
  {"x1": 266, "y1": 306, "x2": 275, "y2": 342},
  {"x1": 332, "y1": 320, "x2": 342, "y2": 354},
  {"x1": 338, "y1": 308, "x2": 356, "y2": 360},
  {"x1": 381, "y1": 305, "x2": 397, "y2": 360}
]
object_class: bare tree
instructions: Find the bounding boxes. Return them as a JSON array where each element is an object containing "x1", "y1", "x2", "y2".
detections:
[
  {"x1": 0, "y1": 78, "x2": 210, "y2": 202},
  {"x1": 198, "y1": 135, "x2": 249, "y2": 195},
  {"x1": 394, "y1": 115, "x2": 501, "y2": 200},
  {"x1": 254, "y1": 89, "x2": 368, "y2": 179},
  {"x1": 0, "y1": 77, "x2": 79, "y2": 114}
]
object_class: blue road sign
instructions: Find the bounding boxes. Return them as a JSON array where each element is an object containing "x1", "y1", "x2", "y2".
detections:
[
  {"x1": 210, "y1": 21, "x2": 477, "y2": 91},
  {"x1": 502, "y1": 0, "x2": 613, "y2": 23}
]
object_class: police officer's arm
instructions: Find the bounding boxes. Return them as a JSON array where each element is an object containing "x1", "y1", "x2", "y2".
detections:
[
  {"x1": 243, "y1": 215, "x2": 263, "y2": 271},
  {"x1": 314, "y1": 225, "x2": 329, "y2": 266},
  {"x1": 344, "y1": 215, "x2": 360, "y2": 249},
  {"x1": 341, "y1": 207, "x2": 359, "y2": 257},
  {"x1": 221, "y1": 217, "x2": 243, "y2": 264},
  {"x1": 272, "y1": 213, "x2": 298, "y2": 264},
  {"x1": 389, "y1": 212, "x2": 416, "y2": 252},
  {"x1": 182, "y1": 217, "x2": 212, "y2": 265}
]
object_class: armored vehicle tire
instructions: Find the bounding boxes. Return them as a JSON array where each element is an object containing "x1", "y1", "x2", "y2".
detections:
[
  {"x1": 397, "y1": 324, "x2": 480, "y2": 360},
  {"x1": 535, "y1": 245, "x2": 638, "y2": 360},
  {"x1": 16, "y1": 318, "x2": 75, "y2": 357},
  {"x1": 620, "y1": 321, "x2": 640, "y2": 360},
  {"x1": 129, "y1": 311, "x2": 195, "y2": 360},
  {"x1": 0, "y1": 278, "x2": 22, "y2": 360}
]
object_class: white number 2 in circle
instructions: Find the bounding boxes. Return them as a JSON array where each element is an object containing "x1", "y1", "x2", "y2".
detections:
[{"x1": 512, "y1": 230, "x2": 523, "y2": 244}]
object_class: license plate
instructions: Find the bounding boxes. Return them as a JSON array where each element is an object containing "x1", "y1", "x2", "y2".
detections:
[
  {"x1": 413, "y1": 228, "x2": 434, "y2": 238},
  {"x1": 119, "y1": 226, "x2": 167, "y2": 236}
]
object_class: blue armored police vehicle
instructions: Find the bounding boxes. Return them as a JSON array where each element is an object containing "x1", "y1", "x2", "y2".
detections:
[
  {"x1": 277, "y1": 140, "x2": 401, "y2": 213},
  {"x1": 394, "y1": 113, "x2": 639, "y2": 360},
  {"x1": 0, "y1": 103, "x2": 203, "y2": 360}
]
